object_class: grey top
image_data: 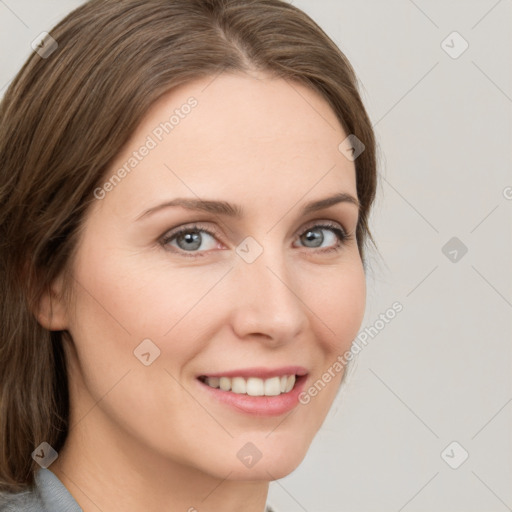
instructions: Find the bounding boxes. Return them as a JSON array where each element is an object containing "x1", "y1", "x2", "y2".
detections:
[
  {"x1": 0, "y1": 468, "x2": 82, "y2": 511},
  {"x1": 0, "y1": 469, "x2": 277, "y2": 511}
]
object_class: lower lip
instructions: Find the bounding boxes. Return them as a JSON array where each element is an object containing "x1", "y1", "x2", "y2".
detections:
[{"x1": 196, "y1": 376, "x2": 308, "y2": 416}]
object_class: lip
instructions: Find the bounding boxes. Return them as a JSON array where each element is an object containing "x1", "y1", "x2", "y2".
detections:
[
  {"x1": 195, "y1": 369, "x2": 308, "y2": 417},
  {"x1": 197, "y1": 366, "x2": 308, "y2": 379}
]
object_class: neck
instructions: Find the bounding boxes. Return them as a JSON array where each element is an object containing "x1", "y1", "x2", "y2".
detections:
[{"x1": 51, "y1": 401, "x2": 270, "y2": 512}]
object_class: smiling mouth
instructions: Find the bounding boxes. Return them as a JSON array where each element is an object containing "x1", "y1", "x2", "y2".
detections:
[{"x1": 198, "y1": 374, "x2": 302, "y2": 397}]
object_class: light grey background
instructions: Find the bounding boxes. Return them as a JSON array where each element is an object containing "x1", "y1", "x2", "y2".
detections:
[{"x1": 1, "y1": 1, "x2": 511, "y2": 511}]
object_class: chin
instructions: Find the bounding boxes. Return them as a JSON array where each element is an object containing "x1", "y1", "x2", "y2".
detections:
[
  {"x1": 209, "y1": 433, "x2": 314, "y2": 482},
  {"x1": 221, "y1": 454, "x2": 307, "y2": 482}
]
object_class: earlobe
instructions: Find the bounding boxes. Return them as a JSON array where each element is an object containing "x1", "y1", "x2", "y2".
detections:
[{"x1": 35, "y1": 276, "x2": 69, "y2": 331}]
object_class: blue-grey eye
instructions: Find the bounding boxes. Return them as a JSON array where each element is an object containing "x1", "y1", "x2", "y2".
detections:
[
  {"x1": 164, "y1": 226, "x2": 217, "y2": 252},
  {"x1": 297, "y1": 225, "x2": 344, "y2": 249}
]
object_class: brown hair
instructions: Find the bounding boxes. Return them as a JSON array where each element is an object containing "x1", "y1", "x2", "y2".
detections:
[{"x1": 0, "y1": 0, "x2": 377, "y2": 492}]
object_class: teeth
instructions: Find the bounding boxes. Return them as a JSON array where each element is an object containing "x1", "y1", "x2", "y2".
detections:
[
  {"x1": 285, "y1": 375, "x2": 295, "y2": 393},
  {"x1": 264, "y1": 376, "x2": 281, "y2": 396},
  {"x1": 219, "y1": 377, "x2": 230, "y2": 391},
  {"x1": 208, "y1": 377, "x2": 220, "y2": 388},
  {"x1": 231, "y1": 377, "x2": 246, "y2": 394},
  {"x1": 204, "y1": 375, "x2": 296, "y2": 396}
]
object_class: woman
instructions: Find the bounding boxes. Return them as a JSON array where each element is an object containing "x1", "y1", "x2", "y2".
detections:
[{"x1": 0, "y1": 0, "x2": 377, "y2": 510}]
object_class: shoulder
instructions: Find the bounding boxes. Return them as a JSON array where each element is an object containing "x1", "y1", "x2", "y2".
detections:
[
  {"x1": 1, "y1": 469, "x2": 82, "y2": 512},
  {"x1": 0, "y1": 487, "x2": 45, "y2": 511}
]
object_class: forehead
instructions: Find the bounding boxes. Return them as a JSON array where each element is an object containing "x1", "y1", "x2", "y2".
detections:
[{"x1": 96, "y1": 72, "x2": 357, "y2": 217}]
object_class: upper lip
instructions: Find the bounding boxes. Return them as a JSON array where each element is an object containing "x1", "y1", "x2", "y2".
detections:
[{"x1": 198, "y1": 366, "x2": 308, "y2": 379}]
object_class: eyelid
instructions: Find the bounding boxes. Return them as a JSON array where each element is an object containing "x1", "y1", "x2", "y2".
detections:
[{"x1": 299, "y1": 218, "x2": 348, "y2": 236}]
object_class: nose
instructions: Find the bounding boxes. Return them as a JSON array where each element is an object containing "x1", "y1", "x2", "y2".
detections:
[{"x1": 229, "y1": 243, "x2": 308, "y2": 346}]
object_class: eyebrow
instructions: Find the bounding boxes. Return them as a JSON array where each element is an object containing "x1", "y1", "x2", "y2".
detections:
[{"x1": 136, "y1": 192, "x2": 359, "y2": 221}]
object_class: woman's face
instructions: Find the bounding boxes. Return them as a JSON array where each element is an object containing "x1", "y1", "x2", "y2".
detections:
[{"x1": 58, "y1": 71, "x2": 366, "y2": 481}]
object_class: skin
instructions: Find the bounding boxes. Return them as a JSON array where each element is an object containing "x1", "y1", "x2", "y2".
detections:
[{"x1": 38, "y1": 71, "x2": 366, "y2": 512}]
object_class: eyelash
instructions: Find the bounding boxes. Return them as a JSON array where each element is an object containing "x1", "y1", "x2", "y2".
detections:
[{"x1": 160, "y1": 221, "x2": 352, "y2": 258}]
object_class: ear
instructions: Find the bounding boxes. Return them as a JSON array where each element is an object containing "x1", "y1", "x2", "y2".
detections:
[{"x1": 35, "y1": 274, "x2": 69, "y2": 331}]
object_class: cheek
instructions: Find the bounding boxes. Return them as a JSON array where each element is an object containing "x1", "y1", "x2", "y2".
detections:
[
  {"x1": 338, "y1": 264, "x2": 366, "y2": 345},
  {"x1": 65, "y1": 244, "x2": 238, "y2": 430},
  {"x1": 65, "y1": 249, "x2": 218, "y2": 458},
  {"x1": 306, "y1": 256, "x2": 366, "y2": 355},
  {"x1": 69, "y1": 238, "x2": 228, "y2": 344},
  {"x1": 301, "y1": 257, "x2": 366, "y2": 408}
]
